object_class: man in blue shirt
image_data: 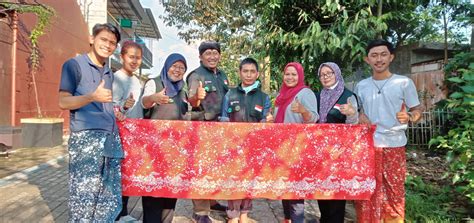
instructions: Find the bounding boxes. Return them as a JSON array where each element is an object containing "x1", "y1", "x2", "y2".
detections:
[{"x1": 59, "y1": 23, "x2": 124, "y2": 222}]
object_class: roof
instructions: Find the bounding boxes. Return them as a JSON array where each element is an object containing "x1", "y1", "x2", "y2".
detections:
[{"x1": 107, "y1": 0, "x2": 161, "y2": 39}]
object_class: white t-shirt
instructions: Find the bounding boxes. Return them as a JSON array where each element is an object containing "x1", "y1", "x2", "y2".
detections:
[
  {"x1": 112, "y1": 70, "x2": 143, "y2": 119},
  {"x1": 354, "y1": 74, "x2": 420, "y2": 147}
]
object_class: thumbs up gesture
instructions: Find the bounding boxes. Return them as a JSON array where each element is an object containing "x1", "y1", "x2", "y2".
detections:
[
  {"x1": 152, "y1": 87, "x2": 170, "y2": 105},
  {"x1": 291, "y1": 97, "x2": 307, "y2": 114},
  {"x1": 396, "y1": 102, "x2": 410, "y2": 124},
  {"x1": 265, "y1": 108, "x2": 274, "y2": 123},
  {"x1": 91, "y1": 79, "x2": 112, "y2": 103},
  {"x1": 197, "y1": 81, "x2": 207, "y2": 100},
  {"x1": 340, "y1": 98, "x2": 356, "y2": 116},
  {"x1": 123, "y1": 93, "x2": 135, "y2": 110}
]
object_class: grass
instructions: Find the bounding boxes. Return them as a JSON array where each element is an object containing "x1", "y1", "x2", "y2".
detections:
[{"x1": 405, "y1": 175, "x2": 460, "y2": 223}]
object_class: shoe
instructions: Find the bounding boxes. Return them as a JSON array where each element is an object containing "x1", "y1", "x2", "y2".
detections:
[
  {"x1": 210, "y1": 203, "x2": 227, "y2": 212},
  {"x1": 192, "y1": 213, "x2": 212, "y2": 223}
]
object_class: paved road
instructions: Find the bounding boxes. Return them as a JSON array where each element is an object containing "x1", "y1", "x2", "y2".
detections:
[{"x1": 0, "y1": 156, "x2": 356, "y2": 222}]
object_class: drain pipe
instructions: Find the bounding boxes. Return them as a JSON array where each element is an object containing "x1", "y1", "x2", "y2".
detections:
[{"x1": 10, "y1": 10, "x2": 18, "y2": 126}]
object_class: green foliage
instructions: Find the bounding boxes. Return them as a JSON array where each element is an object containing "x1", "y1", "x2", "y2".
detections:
[
  {"x1": 255, "y1": 0, "x2": 387, "y2": 90},
  {"x1": 161, "y1": 1, "x2": 258, "y2": 85},
  {"x1": 429, "y1": 52, "x2": 474, "y2": 202},
  {"x1": 1, "y1": 2, "x2": 55, "y2": 118},
  {"x1": 0, "y1": 3, "x2": 55, "y2": 72},
  {"x1": 160, "y1": 0, "x2": 471, "y2": 92},
  {"x1": 405, "y1": 175, "x2": 460, "y2": 222}
]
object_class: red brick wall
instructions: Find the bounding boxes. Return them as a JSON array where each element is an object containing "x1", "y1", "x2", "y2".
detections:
[{"x1": 0, "y1": 0, "x2": 91, "y2": 130}]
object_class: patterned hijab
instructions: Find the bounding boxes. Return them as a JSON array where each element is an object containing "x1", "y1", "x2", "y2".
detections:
[
  {"x1": 160, "y1": 53, "x2": 187, "y2": 97},
  {"x1": 274, "y1": 62, "x2": 309, "y2": 123},
  {"x1": 317, "y1": 62, "x2": 345, "y2": 123}
]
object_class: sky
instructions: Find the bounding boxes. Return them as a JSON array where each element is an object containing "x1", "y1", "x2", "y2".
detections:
[{"x1": 140, "y1": 0, "x2": 200, "y2": 78}]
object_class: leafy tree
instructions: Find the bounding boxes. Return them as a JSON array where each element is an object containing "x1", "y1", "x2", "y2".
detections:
[
  {"x1": 430, "y1": 52, "x2": 474, "y2": 202},
  {"x1": 160, "y1": 1, "x2": 259, "y2": 86},
  {"x1": 160, "y1": 0, "x2": 470, "y2": 92},
  {"x1": 254, "y1": 0, "x2": 388, "y2": 90}
]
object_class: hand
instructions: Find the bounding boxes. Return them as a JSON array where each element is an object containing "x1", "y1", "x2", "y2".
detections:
[
  {"x1": 396, "y1": 102, "x2": 410, "y2": 124},
  {"x1": 152, "y1": 88, "x2": 170, "y2": 105},
  {"x1": 290, "y1": 98, "x2": 307, "y2": 114},
  {"x1": 91, "y1": 79, "x2": 112, "y2": 103},
  {"x1": 123, "y1": 93, "x2": 135, "y2": 109},
  {"x1": 197, "y1": 81, "x2": 206, "y2": 100},
  {"x1": 340, "y1": 99, "x2": 356, "y2": 116},
  {"x1": 114, "y1": 111, "x2": 126, "y2": 121},
  {"x1": 359, "y1": 113, "x2": 371, "y2": 124},
  {"x1": 265, "y1": 108, "x2": 274, "y2": 123}
]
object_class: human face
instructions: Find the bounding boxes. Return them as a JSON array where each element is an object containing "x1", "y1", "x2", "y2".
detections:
[
  {"x1": 239, "y1": 63, "x2": 259, "y2": 87},
  {"x1": 319, "y1": 65, "x2": 336, "y2": 89},
  {"x1": 199, "y1": 49, "x2": 220, "y2": 71},
  {"x1": 89, "y1": 30, "x2": 118, "y2": 63},
  {"x1": 167, "y1": 61, "x2": 186, "y2": 82},
  {"x1": 364, "y1": 45, "x2": 394, "y2": 75},
  {"x1": 120, "y1": 47, "x2": 142, "y2": 75},
  {"x1": 283, "y1": 66, "x2": 299, "y2": 88}
]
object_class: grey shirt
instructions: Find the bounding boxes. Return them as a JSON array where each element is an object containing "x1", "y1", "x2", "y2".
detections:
[
  {"x1": 112, "y1": 70, "x2": 143, "y2": 119},
  {"x1": 274, "y1": 88, "x2": 319, "y2": 123}
]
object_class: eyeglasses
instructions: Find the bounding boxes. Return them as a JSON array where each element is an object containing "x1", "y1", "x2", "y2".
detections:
[
  {"x1": 171, "y1": 64, "x2": 186, "y2": 72},
  {"x1": 319, "y1": 72, "x2": 334, "y2": 79}
]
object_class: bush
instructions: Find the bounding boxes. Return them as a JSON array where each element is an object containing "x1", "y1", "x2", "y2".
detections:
[{"x1": 429, "y1": 52, "x2": 474, "y2": 203}]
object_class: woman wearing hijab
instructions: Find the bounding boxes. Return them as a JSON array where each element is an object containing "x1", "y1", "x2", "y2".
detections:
[
  {"x1": 315, "y1": 62, "x2": 358, "y2": 223},
  {"x1": 273, "y1": 62, "x2": 319, "y2": 223},
  {"x1": 141, "y1": 53, "x2": 188, "y2": 222}
]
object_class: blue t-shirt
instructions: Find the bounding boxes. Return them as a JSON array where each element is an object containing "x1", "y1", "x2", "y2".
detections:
[{"x1": 59, "y1": 54, "x2": 117, "y2": 133}]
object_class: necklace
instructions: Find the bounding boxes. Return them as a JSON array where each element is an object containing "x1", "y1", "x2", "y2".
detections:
[{"x1": 372, "y1": 75, "x2": 393, "y2": 94}]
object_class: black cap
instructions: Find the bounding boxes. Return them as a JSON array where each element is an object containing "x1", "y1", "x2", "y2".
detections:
[{"x1": 198, "y1": 41, "x2": 221, "y2": 55}]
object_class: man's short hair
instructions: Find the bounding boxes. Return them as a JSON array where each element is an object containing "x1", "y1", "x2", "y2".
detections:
[
  {"x1": 366, "y1": 39, "x2": 394, "y2": 54},
  {"x1": 198, "y1": 41, "x2": 221, "y2": 55},
  {"x1": 92, "y1": 23, "x2": 121, "y2": 43},
  {"x1": 239, "y1": 57, "x2": 259, "y2": 72}
]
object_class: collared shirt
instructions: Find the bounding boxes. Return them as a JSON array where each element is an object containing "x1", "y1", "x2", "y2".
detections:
[{"x1": 59, "y1": 54, "x2": 117, "y2": 133}]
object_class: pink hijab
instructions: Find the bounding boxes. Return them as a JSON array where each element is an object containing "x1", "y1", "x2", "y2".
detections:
[{"x1": 274, "y1": 62, "x2": 309, "y2": 123}]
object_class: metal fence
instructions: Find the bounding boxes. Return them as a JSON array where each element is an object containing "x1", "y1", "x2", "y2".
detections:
[{"x1": 407, "y1": 108, "x2": 454, "y2": 148}]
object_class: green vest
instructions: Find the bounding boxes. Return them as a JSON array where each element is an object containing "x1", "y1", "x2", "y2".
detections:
[
  {"x1": 187, "y1": 65, "x2": 229, "y2": 121},
  {"x1": 226, "y1": 85, "x2": 268, "y2": 122}
]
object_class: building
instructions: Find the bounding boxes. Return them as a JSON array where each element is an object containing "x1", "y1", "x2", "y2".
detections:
[
  {"x1": 391, "y1": 42, "x2": 467, "y2": 110},
  {"x1": 0, "y1": 0, "x2": 161, "y2": 148},
  {"x1": 77, "y1": 0, "x2": 161, "y2": 72}
]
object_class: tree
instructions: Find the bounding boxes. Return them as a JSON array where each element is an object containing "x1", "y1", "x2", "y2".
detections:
[
  {"x1": 161, "y1": 1, "x2": 259, "y2": 86},
  {"x1": 0, "y1": 2, "x2": 55, "y2": 118},
  {"x1": 160, "y1": 0, "x2": 471, "y2": 91}
]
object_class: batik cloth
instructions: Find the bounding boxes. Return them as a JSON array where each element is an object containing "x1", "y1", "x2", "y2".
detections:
[
  {"x1": 355, "y1": 147, "x2": 406, "y2": 223},
  {"x1": 68, "y1": 130, "x2": 123, "y2": 222}
]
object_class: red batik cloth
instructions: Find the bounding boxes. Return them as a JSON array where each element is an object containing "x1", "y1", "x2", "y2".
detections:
[
  {"x1": 355, "y1": 147, "x2": 406, "y2": 223},
  {"x1": 117, "y1": 119, "x2": 376, "y2": 200}
]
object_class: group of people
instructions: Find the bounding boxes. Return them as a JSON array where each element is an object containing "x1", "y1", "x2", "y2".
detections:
[{"x1": 59, "y1": 23, "x2": 423, "y2": 223}]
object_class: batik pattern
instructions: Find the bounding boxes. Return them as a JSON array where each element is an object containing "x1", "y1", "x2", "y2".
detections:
[
  {"x1": 355, "y1": 147, "x2": 406, "y2": 223},
  {"x1": 118, "y1": 119, "x2": 376, "y2": 200}
]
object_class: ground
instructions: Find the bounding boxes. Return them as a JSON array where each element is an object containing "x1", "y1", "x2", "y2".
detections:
[{"x1": 405, "y1": 148, "x2": 473, "y2": 219}]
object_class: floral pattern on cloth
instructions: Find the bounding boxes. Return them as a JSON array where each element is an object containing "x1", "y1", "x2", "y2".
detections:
[{"x1": 118, "y1": 119, "x2": 376, "y2": 200}]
